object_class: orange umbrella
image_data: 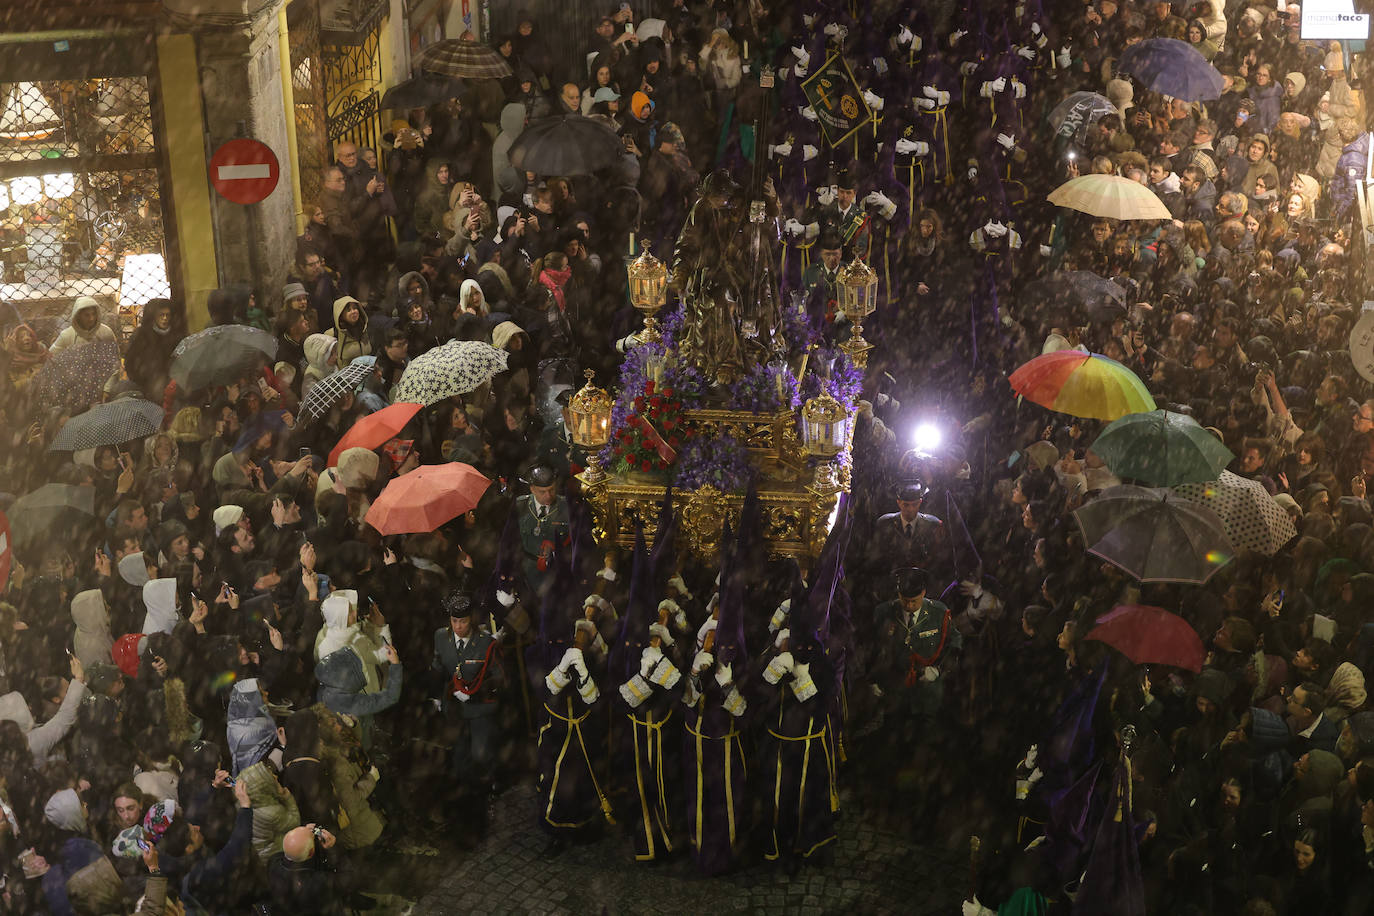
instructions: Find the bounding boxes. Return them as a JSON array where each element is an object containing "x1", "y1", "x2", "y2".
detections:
[
  {"x1": 364, "y1": 462, "x2": 492, "y2": 535},
  {"x1": 327, "y1": 402, "x2": 423, "y2": 467}
]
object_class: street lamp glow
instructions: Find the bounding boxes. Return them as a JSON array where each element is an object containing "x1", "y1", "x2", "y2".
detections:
[{"x1": 912, "y1": 423, "x2": 942, "y2": 454}]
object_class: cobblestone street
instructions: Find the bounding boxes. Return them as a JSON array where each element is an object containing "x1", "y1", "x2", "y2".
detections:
[{"x1": 414, "y1": 783, "x2": 966, "y2": 915}]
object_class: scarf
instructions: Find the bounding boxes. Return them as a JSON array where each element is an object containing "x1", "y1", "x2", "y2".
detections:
[
  {"x1": 539, "y1": 267, "x2": 573, "y2": 312},
  {"x1": 4, "y1": 324, "x2": 48, "y2": 371}
]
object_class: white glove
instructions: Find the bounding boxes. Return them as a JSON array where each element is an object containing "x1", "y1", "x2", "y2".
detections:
[
  {"x1": 772, "y1": 141, "x2": 793, "y2": 158},
  {"x1": 595, "y1": 566, "x2": 617, "y2": 582},
  {"x1": 915, "y1": 97, "x2": 936, "y2": 110},
  {"x1": 1023, "y1": 745, "x2": 1039, "y2": 769},
  {"x1": 802, "y1": 144, "x2": 819, "y2": 161},
  {"x1": 922, "y1": 85, "x2": 949, "y2": 106},
  {"x1": 866, "y1": 190, "x2": 895, "y2": 212},
  {"x1": 897, "y1": 25, "x2": 914, "y2": 45},
  {"x1": 1012, "y1": 79, "x2": 1026, "y2": 100},
  {"x1": 492, "y1": 626, "x2": 506, "y2": 644},
  {"x1": 692, "y1": 650, "x2": 713, "y2": 675},
  {"x1": 895, "y1": 138, "x2": 929, "y2": 156},
  {"x1": 963, "y1": 898, "x2": 996, "y2": 916},
  {"x1": 960, "y1": 579, "x2": 984, "y2": 600},
  {"x1": 823, "y1": 22, "x2": 839, "y2": 36},
  {"x1": 640, "y1": 645, "x2": 664, "y2": 677},
  {"x1": 992, "y1": 76, "x2": 1007, "y2": 92},
  {"x1": 1039, "y1": 244, "x2": 1052, "y2": 256},
  {"x1": 870, "y1": 683, "x2": 885, "y2": 698},
  {"x1": 815, "y1": 184, "x2": 834, "y2": 205},
  {"x1": 862, "y1": 89, "x2": 884, "y2": 111},
  {"x1": 794, "y1": 63, "x2": 808, "y2": 78},
  {"x1": 715, "y1": 661, "x2": 733, "y2": 687},
  {"x1": 649, "y1": 623, "x2": 674, "y2": 647},
  {"x1": 996, "y1": 132, "x2": 1016, "y2": 150},
  {"x1": 496, "y1": 589, "x2": 516, "y2": 608},
  {"x1": 784, "y1": 218, "x2": 805, "y2": 237},
  {"x1": 1017, "y1": 46, "x2": 1036, "y2": 61},
  {"x1": 951, "y1": 29, "x2": 967, "y2": 45},
  {"x1": 967, "y1": 165, "x2": 979, "y2": 181},
  {"x1": 429, "y1": 698, "x2": 442, "y2": 712},
  {"x1": 763, "y1": 650, "x2": 795, "y2": 684},
  {"x1": 791, "y1": 45, "x2": 809, "y2": 62},
  {"x1": 1031, "y1": 22, "x2": 1041, "y2": 35},
  {"x1": 774, "y1": 627, "x2": 791, "y2": 649},
  {"x1": 1057, "y1": 46, "x2": 1072, "y2": 68},
  {"x1": 667, "y1": 574, "x2": 692, "y2": 599},
  {"x1": 872, "y1": 57, "x2": 889, "y2": 76},
  {"x1": 960, "y1": 61, "x2": 979, "y2": 76},
  {"x1": 454, "y1": 688, "x2": 472, "y2": 702},
  {"x1": 800, "y1": 106, "x2": 818, "y2": 122},
  {"x1": 558, "y1": 647, "x2": 582, "y2": 674},
  {"x1": 979, "y1": 81, "x2": 994, "y2": 98},
  {"x1": 921, "y1": 665, "x2": 939, "y2": 682}
]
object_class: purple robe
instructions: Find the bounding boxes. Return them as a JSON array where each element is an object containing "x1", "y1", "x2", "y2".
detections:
[{"x1": 682, "y1": 679, "x2": 749, "y2": 876}]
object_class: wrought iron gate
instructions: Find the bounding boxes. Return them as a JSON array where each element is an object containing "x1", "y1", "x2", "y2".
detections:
[{"x1": 0, "y1": 35, "x2": 171, "y2": 335}]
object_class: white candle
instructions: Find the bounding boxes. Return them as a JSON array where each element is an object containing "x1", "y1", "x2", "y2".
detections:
[
  {"x1": 629, "y1": 232, "x2": 636, "y2": 255},
  {"x1": 743, "y1": 41, "x2": 748, "y2": 59}
]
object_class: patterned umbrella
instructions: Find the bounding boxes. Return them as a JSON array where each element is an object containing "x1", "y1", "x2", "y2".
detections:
[
  {"x1": 169, "y1": 325, "x2": 277, "y2": 392},
  {"x1": 1173, "y1": 471, "x2": 1297, "y2": 556},
  {"x1": 1119, "y1": 38, "x2": 1224, "y2": 102},
  {"x1": 509, "y1": 114, "x2": 625, "y2": 176},
  {"x1": 1049, "y1": 91, "x2": 1117, "y2": 145},
  {"x1": 49, "y1": 398, "x2": 164, "y2": 451},
  {"x1": 300, "y1": 361, "x2": 375, "y2": 425},
  {"x1": 8, "y1": 483, "x2": 96, "y2": 550},
  {"x1": 31, "y1": 339, "x2": 119, "y2": 413},
  {"x1": 1074, "y1": 485, "x2": 1234, "y2": 585},
  {"x1": 418, "y1": 39, "x2": 513, "y2": 79},
  {"x1": 391, "y1": 340, "x2": 508, "y2": 407},
  {"x1": 1048, "y1": 174, "x2": 1173, "y2": 221},
  {"x1": 1092, "y1": 409, "x2": 1234, "y2": 486}
]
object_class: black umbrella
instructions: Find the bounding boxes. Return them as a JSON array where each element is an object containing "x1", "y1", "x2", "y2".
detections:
[
  {"x1": 1026, "y1": 270, "x2": 1127, "y2": 324},
  {"x1": 49, "y1": 397, "x2": 164, "y2": 451},
  {"x1": 381, "y1": 72, "x2": 465, "y2": 110},
  {"x1": 509, "y1": 114, "x2": 623, "y2": 176},
  {"x1": 8, "y1": 483, "x2": 96, "y2": 550},
  {"x1": 31, "y1": 339, "x2": 119, "y2": 413},
  {"x1": 169, "y1": 325, "x2": 277, "y2": 393}
]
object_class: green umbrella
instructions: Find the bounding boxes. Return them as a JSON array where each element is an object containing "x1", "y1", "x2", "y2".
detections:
[{"x1": 1091, "y1": 409, "x2": 1234, "y2": 486}]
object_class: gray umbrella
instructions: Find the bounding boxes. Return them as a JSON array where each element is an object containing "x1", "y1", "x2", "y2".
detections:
[
  {"x1": 170, "y1": 326, "x2": 277, "y2": 392},
  {"x1": 1074, "y1": 484, "x2": 1235, "y2": 584},
  {"x1": 8, "y1": 483, "x2": 96, "y2": 550},
  {"x1": 49, "y1": 398, "x2": 164, "y2": 451}
]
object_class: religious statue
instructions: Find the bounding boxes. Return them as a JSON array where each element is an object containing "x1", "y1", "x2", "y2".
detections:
[{"x1": 671, "y1": 170, "x2": 783, "y2": 387}]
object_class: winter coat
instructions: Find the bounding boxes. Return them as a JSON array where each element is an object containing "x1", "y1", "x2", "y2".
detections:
[
  {"x1": 49, "y1": 298, "x2": 116, "y2": 354},
  {"x1": 141, "y1": 578, "x2": 179, "y2": 636},
  {"x1": 412, "y1": 159, "x2": 452, "y2": 239},
  {"x1": 227, "y1": 679, "x2": 278, "y2": 775},
  {"x1": 41, "y1": 836, "x2": 127, "y2": 916},
  {"x1": 314, "y1": 649, "x2": 402, "y2": 719},
  {"x1": 71, "y1": 589, "x2": 113, "y2": 671},
  {"x1": 325, "y1": 298, "x2": 373, "y2": 365},
  {"x1": 322, "y1": 744, "x2": 384, "y2": 849},
  {"x1": 491, "y1": 103, "x2": 527, "y2": 202},
  {"x1": 301, "y1": 333, "x2": 338, "y2": 397},
  {"x1": 1330, "y1": 132, "x2": 1369, "y2": 221},
  {"x1": 0, "y1": 679, "x2": 86, "y2": 764},
  {"x1": 123, "y1": 312, "x2": 181, "y2": 399},
  {"x1": 239, "y1": 759, "x2": 300, "y2": 860}
]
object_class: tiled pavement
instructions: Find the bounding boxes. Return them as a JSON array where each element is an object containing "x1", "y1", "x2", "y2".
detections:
[{"x1": 414, "y1": 784, "x2": 966, "y2": 915}]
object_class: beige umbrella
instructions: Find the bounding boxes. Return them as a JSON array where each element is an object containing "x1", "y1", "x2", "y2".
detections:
[{"x1": 1048, "y1": 174, "x2": 1172, "y2": 221}]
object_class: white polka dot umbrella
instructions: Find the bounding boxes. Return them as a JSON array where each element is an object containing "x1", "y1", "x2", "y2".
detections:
[{"x1": 1173, "y1": 471, "x2": 1297, "y2": 556}]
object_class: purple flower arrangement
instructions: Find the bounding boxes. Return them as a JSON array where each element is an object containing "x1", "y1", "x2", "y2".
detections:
[
  {"x1": 724, "y1": 362, "x2": 800, "y2": 412},
  {"x1": 798, "y1": 347, "x2": 863, "y2": 411},
  {"x1": 673, "y1": 434, "x2": 756, "y2": 493}
]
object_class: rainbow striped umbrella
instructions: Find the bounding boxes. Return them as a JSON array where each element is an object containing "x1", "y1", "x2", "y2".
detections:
[{"x1": 1009, "y1": 350, "x2": 1156, "y2": 421}]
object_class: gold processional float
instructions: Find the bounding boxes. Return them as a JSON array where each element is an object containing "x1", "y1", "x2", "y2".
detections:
[{"x1": 567, "y1": 188, "x2": 881, "y2": 570}]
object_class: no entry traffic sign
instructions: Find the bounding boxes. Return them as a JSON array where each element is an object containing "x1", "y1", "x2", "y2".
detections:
[{"x1": 209, "y1": 138, "x2": 280, "y2": 205}]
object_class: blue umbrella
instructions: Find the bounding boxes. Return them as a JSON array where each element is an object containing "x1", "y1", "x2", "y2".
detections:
[{"x1": 1118, "y1": 39, "x2": 1224, "y2": 102}]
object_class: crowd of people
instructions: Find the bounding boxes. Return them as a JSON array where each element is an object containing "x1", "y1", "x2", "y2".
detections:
[{"x1": 0, "y1": 0, "x2": 1370, "y2": 912}]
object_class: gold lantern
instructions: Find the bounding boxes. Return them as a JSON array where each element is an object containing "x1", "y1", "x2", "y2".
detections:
[
  {"x1": 801, "y1": 390, "x2": 849, "y2": 458},
  {"x1": 836, "y1": 257, "x2": 877, "y2": 369},
  {"x1": 627, "y1": 245, "x2": 669, "y2": 344},
  {"x1": 570, "y1": 369, "x2": 613, "y2": 486}
]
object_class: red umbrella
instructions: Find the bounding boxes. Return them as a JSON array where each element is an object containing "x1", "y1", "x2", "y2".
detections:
[
  {"x1": 1084, "y1": 604, "x2": 1204, "y2": 672},
  {"x1": 364, "y1": 462, "x2": 492, "y2": 535},
  {"x1": 328, "y1": 402, "x2": 423, "y2": 467}
]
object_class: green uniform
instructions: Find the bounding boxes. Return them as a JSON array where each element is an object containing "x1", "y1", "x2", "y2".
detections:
[{"x1": 517, "y1": 493, "x2": 569, "y2": 597}]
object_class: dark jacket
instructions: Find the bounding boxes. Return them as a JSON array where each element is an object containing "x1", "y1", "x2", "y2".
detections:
[{"x1": 314, "y1": 648, "x2": 402, "y2": 717}]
